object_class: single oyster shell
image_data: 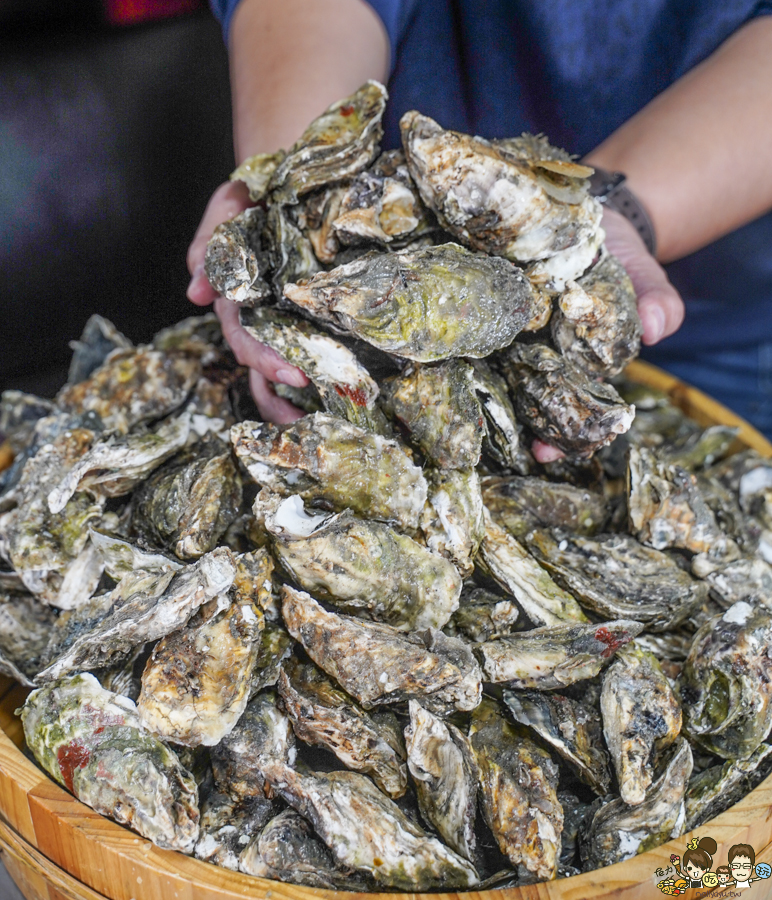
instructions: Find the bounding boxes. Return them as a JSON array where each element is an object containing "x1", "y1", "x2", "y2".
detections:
[
  {"x1": 663, "y1": 425, "x2": 739, "y2": 471},
  {"x1": 265, "y1": 203, "x2": 323, "y2": 293},
  {"x1": 265, "y1": 496, "x2": 461, "y2": 632},
  {"x1": 232, "y1": 412, "x2": 425, "y2": 529},
  {"x1": 601, "y1": 643, "x2": 682, "y2": 806},
  {"x1": 67, "y1": 314, "x2": 133, "y2": 385},
  {"x1": 552, "y1": 253, "x2": 641, "y2": 376},
  {"x1": 503, "y1": 690, "x2": 611, "y2": 795},
  {"x1": 679, "y1": 601, "x2": 772, "y2": 759},
  {"x1": 420, "y1": 468, "x2": 485, "y2": 576},
  {"x1": 89, "y1": 530, "x2": 183, "y2": 581},
  {"x1": 130, "y1": 437, "x2": 242, "y2": 560},
  {"x1": 151, "y1": 312, "x2": 226, "y2": 359},
  {"x1": 56, "y1": 347, "x2": 200, "y2": 434},
  {"x1": 628, "y1": 445, "x2": 741, "y2": 560},
  {"x1": 300, "y1": 184, "x2": 347, "y2": 263},
  {"x1": 401, "y1": 113, "x2": 602, "y2": 272},
  {"x1": 195, "y1": 790, "x2": 277, "y2": 871},
  {"x1": 482, "y1": 475, "x2": 607, "y2": 539},
  {"x1": 231, "y1": 150, "x2": 286, "y2": 202},
  {"x1": 684, "y1": 742, "x2": 772, "y2": 832},
  {"x1": 239, "y1": 808, "x2": 366, "y2": 889},
  {"x1": 239, "y1": 306, "x2": 390, "y2": 434},
  {"x1": 204, "y1": 206, "x2": 272, "y2": 305},
  {"x1": 281, "y1": 586, "x2": 482, "y2": 714},
  {"x1": 381, "y1": 360, "x2": 484, "y2": 469},
  {"x1": 210, "y1": 691, "x2": 296, "y2": 802},
  {"x1": 501, "y1": 342, "x2": 634, "y2": 456},
  {"x1": 278, "y1": 657, "x2": 407, "y2": 798},
  {"x1": 137, "y1": 592, "x2": 265, "y2": 747},
  {"x1": 21, "y1": 673, "x2": 199, "y2": 852},
  {"x1": 524, "y1": 529, "x2": 708, "y2": 630},
  {"x1": 469, "y1": 697, "x2": 562, "y2": 882},
  {"x1": 47, "y1": 411, "x2": 191, "y2": 514},
  {"x1": 470, "y1": 359, "x2": 531, "y2": 472},
  {"x1": 692, "y1": 555, "x2": 772, "y2": 609},
  {"x1": 94, "y1": 643, "x2": 148, "y2": 702},
  {"x1": 404, "y1": 700, "x2": 479, "y2": 861},
  {"x1": 38, "y1": 547, "x2": 236, "y2": 680},
  {"x1": 53, "y1": 538, "x2": 105, "y2": 612},
  {"x1": 250, "y1": 622, "x2": 294, "y2": 695},
  {"x1": 478, "y1": 619, "x2": 643, "y2": 688},
  {"x1": 0, "y1": 587, "x2": 55, "y2": 686},
  {"x1": 480, "y1": 509, "x2": 588, "y2": 626},
  {"x1": 268, "y1": 81, "x2": 387, "y2": 205},
  {"x1": 446, "y1": 586, "x2": 520, "y2": 643},
  {"x1": 284, "y1": 243, "x2": 534, "y2": 362},
  {"x1": 262, "y1": 763, "x2": 479, "y2": 890},
  {"x1": 580, "y1": 738, "x2": 692, "y2": 870}
]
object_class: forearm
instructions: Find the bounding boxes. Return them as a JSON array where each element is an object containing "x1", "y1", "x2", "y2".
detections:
[
  {"x1": 585, "y1": 16, "x2": 772, "y2": 263},
  {"x1": 229, "y1": 0, "x2": 389, "y2": 161}
]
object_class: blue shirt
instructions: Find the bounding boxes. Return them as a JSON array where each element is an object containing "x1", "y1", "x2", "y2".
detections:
[{"x1": 210, "y1": 0, "x2": 772, "y2": 359}]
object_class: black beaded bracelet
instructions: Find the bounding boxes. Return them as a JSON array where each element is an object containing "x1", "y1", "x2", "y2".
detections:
[{"x1": 588, "y1": 167, "x2": 657, "y2": 257}]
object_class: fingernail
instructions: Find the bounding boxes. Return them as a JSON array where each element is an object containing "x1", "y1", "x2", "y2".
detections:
[
  {"x1": 642, "y1": 304, "x2": 665, "y2": 344},
  {"x1": 276, "y1": 367, "x2": 308, "y2": 387}
]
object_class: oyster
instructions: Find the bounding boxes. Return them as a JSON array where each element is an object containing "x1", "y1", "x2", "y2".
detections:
[
  {"x1": 204, "y1": 206, "x2": 272, "y2": 305},
  {"x1": 684, "y1": 742, "x2": 772, "y2": 832},
  {"x1": 482, "y1": 475, "x2": 607, "y2": 539},
  {"x1": 0, "y1": 391, "x2": 56, "y2": 454},
  {"x1": 38, "y1": 547, "x2": 236, "y2": 680},
  {"x1": 232, "y1": 412, "x2": 425, "y2": 529},
  {"x1": 250, "y1": 622, "x2": 294, "y2": 694},
  {"x1": 503, "y1": 690, "x2": 611, "y2": 795},
  {"x1": 525, "y1": 529, "x2": 708, "y2": 630},
  {"x1": 56, "y1": 347, "x2": 200, "y2": 434},
  {"x1": 478, "y1": 619, "x2": 643, "y2": 688},
  {"x1": 446, "y1": 586, "x2": 520, "y2": 643},
  {"x1": 130, "y1": 437, "x2": 242, "y2": 559},
  {"x1": 601, "y1": 643, "x2": 682, "y2": 806},
  {"x1": 501, "y1": 342, "x2": 634, "y2": 456},
  {"x1": 693, "y1": 555, "x2": 772, "y2": 608},
  {"x1": 278, "y1": 657, "x2": 407, "y2": 797},
  {"x1": 264, "y1": 497, "x2": 461, "y2": 632},
  {"x1": 469, "y1": 698, "x2": 562, "y2": 882},
  {"x1": 195, "y1": 790, "x2": 277, "y2": 871},
  {"x1": 264, "y1": 203, "x2": 323, "y2": 292},
  {"x1": 283, "y1": 243, "x2": 534, "y2": 362},
  {"x1": 470, "y1": 359, "x2": 531, "y2": 471},
  {"x1": 420, "y1": 468, "x2": 485, "y2": 576},
  {"x1": 137, "y1": 592, "x2": 265, "y2": 747},
  {"x1": 89, "y1": 530, "x2": 183, "y2": 581},
  {"x1": 263, "y1": 764, "x2": 479, "y2": 890},
  {"x1": 282, "y1": 586, "x2": 482, "y2": 714},
  {"x1": 480, "y1": 509, "x2": 588, "y2": 626},
  {"x1": 552, "y1": 253, "x2": 641, "y2": 376},
  {"x1": 239, "y1": 306, "x2": 390, "y2": 434},
  {"x1": 301, "y1": 184, "x2": 348, "y2": 263},
  {"x1": 0, "y1": 587, "x2": 55, "y2": 686},
  {"x1": 679, "y1": 601, "x2": 772, "y2": 759},
  {"x1": 404, "y1": 700, "x2": 479, "y2": 861},
  {"x1": 580, "y1": 738, "x2": 692, "y2": 869},
  {"x1": 66, "y1": 314, "x2": 133, "y2": 385},
  {"x1": 210, "y1": 691, "x2": 295, "y2": 802},
  {"x1": 381, "y1": 360, "x2": 484, "y2": 468},
  {"x1": 664, "y1": 425, "x2": 739, "y2": 471},
  {"x1": 21, "y1": 673, "x2": 199, "y2": 852},
  {"x1": 267, "y1": 81, "x2": 387, "y2": 205},
  {"x1": 401, "y1": 113, "x2": 602, "y2": 276},
  {"x1": 231, "y1": 150, "x2": 286, "y2": 202}
]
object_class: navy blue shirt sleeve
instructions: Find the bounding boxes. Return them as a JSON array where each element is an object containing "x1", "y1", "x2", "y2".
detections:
[{"x1": 208, "y1": 0, "x2": 242, "y2": 42}]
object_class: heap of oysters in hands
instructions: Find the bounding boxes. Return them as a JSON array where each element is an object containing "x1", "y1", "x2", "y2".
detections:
[{"x1": 3, "y1": 81, "x2": 772, "y2": 890}]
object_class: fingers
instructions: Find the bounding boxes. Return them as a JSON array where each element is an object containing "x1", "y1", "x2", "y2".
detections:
[
  {"x1": 187, "y1": 180, "x2": 253, "y2": 306},
  {"x1": 532, "y1": 439, "x2": 565, "y2": 464},
  {"x1": 249, "y1": 369, "x2": 306, "y2": 423}
]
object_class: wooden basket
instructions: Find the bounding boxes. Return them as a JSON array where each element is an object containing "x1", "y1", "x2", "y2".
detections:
[{"x1": 2, "y1": 359, "x2": 772, "y2": 900}]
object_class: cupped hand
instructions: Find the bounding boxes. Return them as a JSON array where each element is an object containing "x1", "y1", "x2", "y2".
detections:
[
  {"x1": 531, "y1": 207, "x2": 685, "y2": 464},
  {"x1": 186, "y1": 180, "x2": 307, "y2": 422}
]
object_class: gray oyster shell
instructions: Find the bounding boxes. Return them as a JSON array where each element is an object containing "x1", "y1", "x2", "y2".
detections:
[
  {"x1": 405, "y1": 700, "x2": 479, "y2": 861},
  {"x1": 580, "y1": 738, "x2": 692, "y2": 870},
  {"x1": 446, "y1": 586, "x2": 520, "y2": 643},
  {"x1": 264, "y1": 496, "x2": 461, "y2": 632},
  {"x1": 195, "y1": 790, "x2": 277, "y2": 871},
  {"x1": 692, "y1": 554, "x2": 772, "y2": 608},
  {"x1": 67, "y1": 315, "x2": 133, "y2": 385},
  {"x1": 262, "y1": 764, "x2": 479, "y2": 890},
  {"x1": 470, "y1": 358, "x2": 531, "y2": 472},
  {"x1": 232, "y1": 412, "x2": 425, "y2": 529},
  {"x1": 281, "y1": 586, "x2": 481, "y2": 714},
  {"x1": 265, "y1": 203, "x2": 323, "y2": 293},
  {"x1": 525, "y1": 529, "x2": 708, "y2": 630},
  {"x1": 230, "y1": 150, "x2": 286, "y2": 202},
  {"x1": 284, "y1": 243, "x2": 534, "y2": 362},
  {"x1": 204, "y1": 206, "x2": 272, "y2": 305},
  {"x1": 420, "y1": 467, "x2": 485, "y2": 577},
  {"x1": 21, "y1": 673, "x2": 199, "y2": 852},
  {"x1": 89, "y1": 530, "x2": 183, "y2": 581},
  {"x1": 503, "y1": 690, "x2": 611, "y2": 795},
  {"x1": 600, "y1": 643, "x2": 682, "y2": 805},
  {"x1": 501, "y1": 342, "x2": 634, "y2": 456},
  {"x1": 278, "y1": 657, "x2": 407, "y2": 798},
  {"x1": 478, "y1": 619, "x2": 643, "y2": 688},
  {"x1": 0, "y1": 587, "x2": 55, "y2": 686},
  {"x1": 250, "y1": 622, "x2": 294, "y2": 695},
  {"x1": 469, "y1": 698, "x2": 563, "y2": 882},
  {"x1": 679, "y1": 601, "x2": 772, "y2": 759}
]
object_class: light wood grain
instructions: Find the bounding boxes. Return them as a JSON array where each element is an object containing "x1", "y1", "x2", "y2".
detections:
[{"x1": 0, "y1": 362, "x2": 771, "y2": 900}]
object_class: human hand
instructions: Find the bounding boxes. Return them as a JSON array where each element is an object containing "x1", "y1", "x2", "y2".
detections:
[
  {"x1": 531, "y1": 207, "x2": 685, "y2": 463},
  {"x1": 186, "y1": 180, "x2": 308, "y2": 422}
]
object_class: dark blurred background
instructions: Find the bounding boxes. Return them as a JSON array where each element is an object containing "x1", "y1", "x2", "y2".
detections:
[{"x1": 0, "y1": 0, "x2": 234, "y2": 396}]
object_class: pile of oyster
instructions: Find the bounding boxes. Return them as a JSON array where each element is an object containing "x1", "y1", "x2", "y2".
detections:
[{"x1": 2, "y1": 82, "x2": 772, "y2": 891}]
